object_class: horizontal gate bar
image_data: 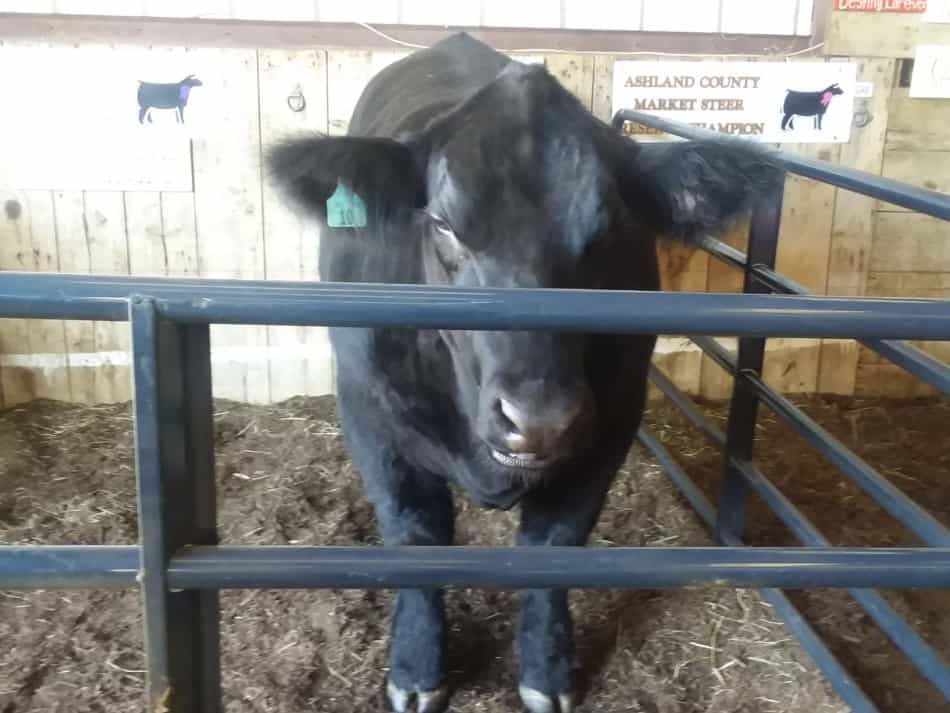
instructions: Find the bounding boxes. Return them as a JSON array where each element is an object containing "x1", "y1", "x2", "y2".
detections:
[
  {"x1": 613, "y1": 110, "x2": 950, "y2": 220},
  {"x1": 691, "y1": 335, "x2": 950, "y2": 546},
  {"x1": 0, "y1": 272, "x2": 948, "y2": 340},
  {"x1": 168, "y1": 546, "x2": 950, "y2": 589},
  {"x1": 6, "y1": 545, "x2": 950, "y2": 590},
  {"x1": 0, "y1": 545, "x2": 139, "y2": 587},
  {"x1": 699, "y1": 235, "x2": 950, "y2": 396}
]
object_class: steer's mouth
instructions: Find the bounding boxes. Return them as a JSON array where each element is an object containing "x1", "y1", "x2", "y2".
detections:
[{"x1": 490, "y1": 449, "x2": 558, "y2": 470}]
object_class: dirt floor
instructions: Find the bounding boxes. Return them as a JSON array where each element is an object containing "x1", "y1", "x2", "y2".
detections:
[{"x1": 0, "y1": 392, "x2": 947, "y2": 713}]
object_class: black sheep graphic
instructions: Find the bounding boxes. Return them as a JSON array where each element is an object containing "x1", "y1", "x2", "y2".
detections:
[
  {"x1": 781, "y1": 83, "x2": 844, "y2": 131},
  {"x1": 137, "y1": 74, "x2": 203, "y2": 124}
]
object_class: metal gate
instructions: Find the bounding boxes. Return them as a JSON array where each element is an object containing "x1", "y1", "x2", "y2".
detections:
[{"x1": 0, "y1": 111, "x2": 948, "y2": 713}]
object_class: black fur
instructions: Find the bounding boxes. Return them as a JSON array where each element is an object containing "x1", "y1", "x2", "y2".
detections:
[
  {"x1": 136, "y1": 74, "x2": 203, "y2": 124},
  {"x1": 266, "y1": 32, "x2": 784, "y2": 709},
  {"x1": 781, "y1": 83, "x2": 844, "y2": 131}
]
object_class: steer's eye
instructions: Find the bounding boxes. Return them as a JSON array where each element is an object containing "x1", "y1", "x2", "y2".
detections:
[{"x1": 430, "y1": 214, "x2": 455, "y2": 239}]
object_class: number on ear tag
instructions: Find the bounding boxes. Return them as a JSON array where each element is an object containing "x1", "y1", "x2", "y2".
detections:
[{"x1": 326, "y1": 182, "x2": 367, "y2": 228}]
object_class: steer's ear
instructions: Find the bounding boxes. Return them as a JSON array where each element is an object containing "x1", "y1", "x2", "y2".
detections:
[
  {"x1": 266, "y1": 134, "x2": 426, "y2": 227},
  {"x1": 613, "y1": 137, "x2": 784, "y2": 244}
]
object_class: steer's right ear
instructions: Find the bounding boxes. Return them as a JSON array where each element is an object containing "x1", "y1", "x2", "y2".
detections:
[
  {"x1": 610, "y1": 134, "x2": 784, "y2": 245},
  {"x1": 266, "y1": 135, "x2": 426, "y2": 227}
]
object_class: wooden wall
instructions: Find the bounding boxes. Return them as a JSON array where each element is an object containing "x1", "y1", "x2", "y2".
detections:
[
  {"x1": 855, "y1": 86, "x2": 950, "y2": 397},
  {"x1": 0, "y1": 40, "x2": 943, "y2": 409},
  {"x1": 825, "y1": 10, "x2": 950, "y2": 398}
]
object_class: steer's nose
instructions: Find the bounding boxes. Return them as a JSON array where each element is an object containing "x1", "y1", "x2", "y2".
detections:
[{"x1": 493, "y1": 392, "x2": 590, "y2": 456}]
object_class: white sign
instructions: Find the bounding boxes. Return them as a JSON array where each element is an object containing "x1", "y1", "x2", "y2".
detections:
[
  {"x1": 0, "y1": 46, "x2": 214, "y2": 192},
  {"x1": 910, "y1": 45, "x2": 950, "y2": 97},
  {"x1": 922, "y1": 0, "x2": 950, "y2": 21},
  {"x1": 855, "y1": 81, "x2": 875, "y2": 97},
  {"x1": 612, "y1": 61, "x2": 858, "y2": 143}
]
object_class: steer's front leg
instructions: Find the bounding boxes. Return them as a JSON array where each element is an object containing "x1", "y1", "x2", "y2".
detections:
[
  {"x1": 343, "y1": 423, "x2": 454, "y2": 712},
  {"x1": 514, "y1": 470, "x2": 615, "y2": 713},
  {"x1": 368, "y1": 466, "x2": 454, "y2": 713}
]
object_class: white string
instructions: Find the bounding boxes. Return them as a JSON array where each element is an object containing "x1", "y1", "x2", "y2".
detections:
[
  {"x1": 354, "y1": 22, "x2": 826, "y2": 59},
  {"x1": 355, "y1": 22, "x2": 429, "y2": 49}
]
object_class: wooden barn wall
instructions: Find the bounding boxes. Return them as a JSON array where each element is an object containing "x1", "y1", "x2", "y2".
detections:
[
  {"x1": 824, "y1": 10, "x2": 950, "y2": 399},
  {"x1": 0, "y1": 41, "x2": 939, "y2": 408}
]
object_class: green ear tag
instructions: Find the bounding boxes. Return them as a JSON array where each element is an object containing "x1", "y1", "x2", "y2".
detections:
[{"x1": 326, "y1": 182, "x2": 367, "y2": 228}]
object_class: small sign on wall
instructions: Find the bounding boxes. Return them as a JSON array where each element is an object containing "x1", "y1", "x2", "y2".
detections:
[
  {"x1": 612, "y1": 61, "x2": 858, "y2": 144},
  {"x1": 922, "y1": 0, "x2": 950, "y2": 20},
  {"x1": 910, "y1": 45, "x2": 950, "y2": 97},
  {"x1": 833, "y1": 0, "x2": 927, "y2": 11},
  {"x1": 0, "y1": 46, "x2": 214, "y2": 192}
]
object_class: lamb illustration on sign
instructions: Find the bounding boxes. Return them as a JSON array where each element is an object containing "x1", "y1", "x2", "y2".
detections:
[
  {"x1": 136, "y1": 75, "x2": 203, "y2": 124},
  {"x1": 781, "y1": 83, "x2": 845, "y2": 131}
]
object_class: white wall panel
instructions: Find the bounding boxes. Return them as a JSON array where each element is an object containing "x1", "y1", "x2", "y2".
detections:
[
  {"x1": 721, "y1": 0, "x2": 797, "y2": 35},
  {"x1": 642, "y1": 0, "x2": 720, "y2": 32},
  {"x1": 564, "y1": 0, "x2": 642, "y2": 31}
]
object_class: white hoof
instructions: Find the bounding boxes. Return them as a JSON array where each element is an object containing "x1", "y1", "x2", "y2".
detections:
[
  {"x1": 387, "y1": 680, "x2": 449, "y2": 713},
  {"x1": 519, "y1": 685, "x2": 575, "y2": 713}
]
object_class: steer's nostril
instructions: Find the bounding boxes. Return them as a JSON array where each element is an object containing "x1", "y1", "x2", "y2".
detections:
[
  {"x1": 498, "y1": 398, "x2": 525, "y2": 433},
  {"x1": 497, "y1": 398, "x2": 528, "y2": 451},
  {"x1": 493, "y1": 395, "x2": 587, "y2": 456}
]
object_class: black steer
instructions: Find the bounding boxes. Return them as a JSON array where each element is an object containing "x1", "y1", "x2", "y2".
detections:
[
  {"x1": 136, "y1": 74, "x2": 203, "y2": 124},
  {"x1": 268, "y1": 33, "x2": 781, "y2": 713},
  {"x1": 781, "y1": 82, "x2": 844, "y2": 131}
]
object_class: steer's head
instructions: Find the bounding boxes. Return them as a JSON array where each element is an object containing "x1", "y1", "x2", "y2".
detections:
[{"x1": 268, "y1": 61, "x2": 781, "y2": 479}]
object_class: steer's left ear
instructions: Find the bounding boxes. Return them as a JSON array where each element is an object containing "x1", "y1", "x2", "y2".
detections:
[
  {"x1": 266, "y1": 134, "x2": 426, "y2": 227},
  {"x1": 613, "y1": 137, "x2": 784, "y2": 244}
]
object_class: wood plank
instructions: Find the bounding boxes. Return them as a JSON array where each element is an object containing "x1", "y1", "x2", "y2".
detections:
[
  {"x1": 699, "y1": 221, "x2": 748, "y2": 400},
  {"x1": 771, "y1": 142, "x2": 840, "y2": 394},
  {"x1": 545, "y1": 54, "x2": 595, "y2": 110},
  {"x1": 866, "y1": 271, "x2": 950, "y2": 297},
  {"x1": 83, "y1": 191, "x2": 132, "y2": 403},
  {"x1": 885, "y1": 87, "x2": 950, "y2": 152},
  {"x1": 825, "y1": 10, "x2": 950, "y2": 58},
  {"x1": 879, "y1": 150, "x2": 950, "y2": 212},
  {"x1": 654, "y1": 243, "x2": 709, "y2": 396},
  {"x1": 258, "y1": 47, "x2": 335, "y2": 402},
  {"x1": 818, "y1": 58, "x2": 895, "y2": 395},
  {"x1": 776, "y1": 143, "x2": 840, "y2": 293},
  {"x1": 126, "y1": 192, "x2": 198, "y2": 278},
  {"x1": 326, "y1": 49, "x2": 407, "y2": 137},
  {"x1": 0, "y1": 189, "x2": 36, "y2": 406},
  {"x1": 824, "y1": 59, "x2": 896, "y2": 295},
  {"x1": 191, "y1": 48, "x2": 269, "y2": 403},
  {"x1": 856, "y1": 270, "x2": 950, "y2": 396},
  {"x1": 159, "y1": 192, "x2": 199, "y2": 276},
  {"x1": 871, "y1": 213, "x2": 950, "y2": 273},
  {"x1": 21, "y1": 191, "x2": 71, "y2": 401},
  {"x1": 855, "y1": 363, "x2": 941, "y2": 398},
  {"x1": 126, "y1": 192, "x2": 166, "y2": 277},
  {"x1": 591, "y1": 54, "x2": 614, "y2": 124},
  {"x1": 53, "y1": 190, "x2": 97, "y2": 404}
]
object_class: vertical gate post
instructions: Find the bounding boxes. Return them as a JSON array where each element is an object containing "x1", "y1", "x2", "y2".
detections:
[
  {"x1": 130, "y1": 296, "x2": 221, "y2": 712},
  {"x1": 716, "y1": 182, "x2": 786, "y2": 542}
]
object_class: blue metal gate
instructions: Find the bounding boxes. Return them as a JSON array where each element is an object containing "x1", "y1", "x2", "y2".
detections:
[{"x1": 0, "y1": 111, "x2": 948, "y2": 712}]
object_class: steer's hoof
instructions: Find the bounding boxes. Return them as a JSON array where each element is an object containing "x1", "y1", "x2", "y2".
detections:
[
  {"x1": 519, "y1": 685, "x2": 575, "y2": 713},
  {"x1": 386, "y1": 680, "x2": 449, "y2": 713}
]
